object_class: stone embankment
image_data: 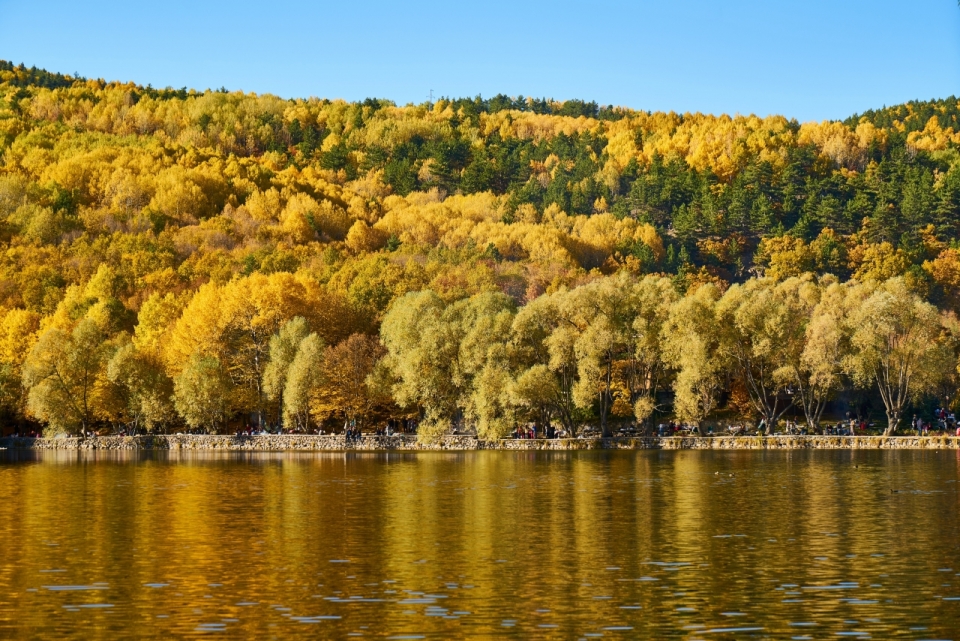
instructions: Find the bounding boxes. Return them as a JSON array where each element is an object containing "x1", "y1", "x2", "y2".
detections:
[{"x1": 1, "y1": 434, "x2": 959, "y2": 451}]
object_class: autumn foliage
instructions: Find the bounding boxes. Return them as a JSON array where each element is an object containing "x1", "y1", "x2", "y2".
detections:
[{"x1": 2, "y1": 61, "x2": 960, "y2": 437}]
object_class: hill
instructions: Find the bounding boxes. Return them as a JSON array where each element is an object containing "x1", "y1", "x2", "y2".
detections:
[{"x1": 1, "y1": 61, "x2": 959, "y2": 437}]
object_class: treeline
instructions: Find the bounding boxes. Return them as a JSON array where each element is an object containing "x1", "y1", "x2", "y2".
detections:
[
  {"x1": 5, "y1": 269, "x2": 955, "y2": 438},
  {"x1": 1, "y1": 62, "x2": 960, "y2": 436},
  {"x1": 382, "y1": 273, "x2": 960, "y2": 439}
]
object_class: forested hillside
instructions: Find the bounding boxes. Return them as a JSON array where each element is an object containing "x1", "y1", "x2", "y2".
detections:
[{"x1": 2, "y1": 60, "x2": 959, "y2": 437}]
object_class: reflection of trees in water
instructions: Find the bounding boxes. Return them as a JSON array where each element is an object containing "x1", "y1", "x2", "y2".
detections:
[{"x1": 2, "y1": 451, "x2": 960, "y2": 636}]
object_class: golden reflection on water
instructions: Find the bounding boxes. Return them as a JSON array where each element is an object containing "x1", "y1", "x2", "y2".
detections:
[{"x1": 1, "y1": 450, "x2": 960, "y2": 639}]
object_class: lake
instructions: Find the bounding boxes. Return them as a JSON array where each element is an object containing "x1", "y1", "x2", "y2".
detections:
[{"x1": 1, "y1": 449, "x2": 959, "y2": 639}]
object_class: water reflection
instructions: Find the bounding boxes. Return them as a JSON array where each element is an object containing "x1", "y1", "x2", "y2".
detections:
[{"x1": 0, "y1": 450, "x2": 959, "y2": 639}]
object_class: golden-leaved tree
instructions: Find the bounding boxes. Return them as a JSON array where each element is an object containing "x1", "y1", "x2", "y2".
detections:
[
  {"x1": 662, "y1": 284, "x2": 727, "y2": 433},
  {"x1": 843, "y1": 278, "x2": 955, "y2": 435},
  {"x1": 716, "y1": 276, "x2": 819, "y2": 433},
  {"x1": 23, "y1": 318, "x2": 112, "y2": 436}
]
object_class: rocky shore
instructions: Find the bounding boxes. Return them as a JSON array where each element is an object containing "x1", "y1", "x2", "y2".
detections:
[{"x1": 2, "y1": 433, "x2": 959, "y2": 451}]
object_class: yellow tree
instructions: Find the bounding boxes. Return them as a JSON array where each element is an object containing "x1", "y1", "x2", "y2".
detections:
[
  {"x1": 262, "y1": 317, "x2": 311, "y2": 429},
  {"x1": 313, "y1": 333, "x2": 386, "y2": 431},
  {"x1": 662, "y1": 284, "x2": 726, "y2": 432},
  {"x1": 166, "y1": 272, "x2": 332, "y2": 428},
  {"x1": 0, "y1": 308, "x2": 41, "y2": 418},
  {"x1": 716, "y1": 276, "x2": 818, "y2": 433},
  {"x1": 134, "y1": 292, "x2": 188, "y2": 356},
  {"x1": 22, "y1": 318, "x2": 111, "y2": 436},
  {"x1": 844, "y1": 278, "x2": 955, "y2": 435}
]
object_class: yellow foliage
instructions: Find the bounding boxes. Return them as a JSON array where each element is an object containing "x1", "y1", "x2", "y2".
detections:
[
  {"x1": 798, "y1": 120, "x2": 880, "y2": 171},
  {"x1": 849, "y1": 242, "x2": 911, "y2": 282},
  {"x1": 907, "y1": 116, "x2": 960, "y2": 153},
  {"x1": 756, "y1": 236, "x2": 813, "y2": 281}
]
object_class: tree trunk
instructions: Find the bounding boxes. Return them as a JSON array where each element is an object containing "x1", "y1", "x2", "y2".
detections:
[
  {"x1": 883, "y1": 410, "x2": 900, "y2": 436},
  {"x1": 600, "y1": 359, "x2": 613, "y2": 438}
]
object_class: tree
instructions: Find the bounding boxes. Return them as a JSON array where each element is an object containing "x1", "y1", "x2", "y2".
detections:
[
  {"x1": 173, "y1": 354, "x2": 232, "y2": 432},
  {"x1": 166, "y1": 273, "x2": 333, "y2": 429},
  {"x1": 662, "y1": 284, "x2": 726, "y2": 432},
  {"x1": 844, "y1": 278, "x2": 955, "y2": 435},
  {"x1": 23, "y1": 318, "x2": 111, "y2": 436},
  {"x1": 716, "y1": 276, "x2": 816, "y2": 433},
  {"x1": 314, "y1": 334, "x2": 385, "y2": 431},
  {"x1": 284, "y1": 333, "x2": 325, "y2": 431},
  {"x1": 380, "y1": 291, "x2": 460, "y2": 440},
  {"x1": 0, "y1": 308, "x2": 41, "y2": 419},
  {"x1": 465, "y1": 348, "x2": 516, "y2": 441},
  {"x1": 107, "y1": 338, "x2": 175, "y2": 433},
  {"x1": 262, "y1": 317, "x2": 311, "y2": 429},
  {"x1": 380, "y1": 290, "x2": 515, "y2": 442},
  {"x1": 795, "y1": 278, "x2": 849, "y2": 430},
  {"x1": 510, "y1": 292, "x2": 581, "y2": 436},
  {"x1": 508, "y1": 364, "x2": 561, "y2": 433},
  {"x1": 623, "y1": 276, "x2": 677, "y2": 431},
  {"x1": 565, "y1": 273, "x2": 645, "y2": 438}
]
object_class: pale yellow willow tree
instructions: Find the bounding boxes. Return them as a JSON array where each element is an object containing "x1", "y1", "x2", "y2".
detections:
[
  {"x1": 284, "y1": 334, "x2": 324, "y2": 431},
  {"x1": 624, "y1": 276, "x2": 678, "y2": 433},
  {"x1": 106, "y1": 336, "x2": 175, "y2": 433},
  {"x1": 508, "y1": 292, "x2": 581, "y2": 437},
  {"x1": 22, "y1": 318, "x2": 111, "y2": 436},
  {"x1": 662, "y1": 283, "x2": 726, "y2": 433},
  {"x1": 795, "y1": 278, "x2": 850, "y2": 430},
  {"x1": 446, "y1": 292, "x2": 515, "y2": 440},
  {"x1": 173, "y1": 354, "x2": 232, "y2": 432},
  {"x1": 843, "y1": 278, "x2": 955, "y2": 435},
  {"x1": 716, "y1": 276, "x2": 819, "y2": 434},
  {"x1": 262, "y1": 317, "x2": 312, "y2": 429},
  {"x1": 380, "y1": 290, "x2": 515, "y2": 442},
  {"x1": 566, "y1": 273, "x2": 643, "y2": 438},
  {"x1": 563, "y1": 273, "x2": 675, "y2": 437}
]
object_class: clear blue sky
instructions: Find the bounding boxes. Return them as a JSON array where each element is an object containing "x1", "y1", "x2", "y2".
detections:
[{"x1": 1, "y1": 0, "x2": 958, "y2": 122}]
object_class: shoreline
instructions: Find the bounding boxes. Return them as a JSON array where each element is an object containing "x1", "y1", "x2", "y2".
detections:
[{"x1": 2, "y1": 434, "x2": 959, "y2": 451}]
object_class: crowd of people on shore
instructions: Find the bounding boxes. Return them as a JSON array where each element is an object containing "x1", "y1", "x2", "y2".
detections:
[
  {"x1": 511, "y1": 425, "x2": 572, "y2": 439},
  {"x1": 6, "y1": 411, "x2": 960, "y2": 439},
  {"x1": 912, "y1": 408, "x2": 960, "y2": 436}
]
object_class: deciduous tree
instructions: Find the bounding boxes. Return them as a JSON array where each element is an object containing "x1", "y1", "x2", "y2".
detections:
[
  {"x1": 844, "y1": 278, "x2": 955, "y2": 435},
  {"x1": 23, "y1": 318, "x2": 111, "y2": 435}
]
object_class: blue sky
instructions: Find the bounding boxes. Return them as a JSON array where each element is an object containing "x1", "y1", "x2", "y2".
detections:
[{"x1": 1, "y1": 0, "x2": 957, "y2": 122}]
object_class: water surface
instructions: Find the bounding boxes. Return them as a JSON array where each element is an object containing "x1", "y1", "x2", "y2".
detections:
[{"x1": 1, "y1": 449, "x2": 959, "y2": 639}]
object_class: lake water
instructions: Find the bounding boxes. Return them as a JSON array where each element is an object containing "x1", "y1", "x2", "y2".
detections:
[{"x1": 1, "y1": 450, "x2": 959, "y2": 639}]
